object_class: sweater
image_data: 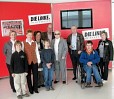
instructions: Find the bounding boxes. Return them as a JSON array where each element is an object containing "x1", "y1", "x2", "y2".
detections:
[
  {"x1": 10, "y1": 50, "x2": 28, "y2": 74},
  {"x1": 41, "y1": 49, "x2": 55, "y2": 65},
  {"x1": 79, "y1": 50, "x2": 100, "y2": 65}
]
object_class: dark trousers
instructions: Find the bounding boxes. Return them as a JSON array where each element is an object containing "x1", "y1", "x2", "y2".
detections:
[
  {"x1": 6, "y1": 63, "x2": 15, "y2": 91},
  {"x1": 27, "y1": 62, "x2": 38, "y2": 92},
  {"x1": 69, "y1": 50, "x2": 79, "y2": 78},
  {"x1": 99, "y1": 58, "x2": 109, "y2": 80}
]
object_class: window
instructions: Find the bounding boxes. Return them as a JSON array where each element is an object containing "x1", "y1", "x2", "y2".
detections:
[{"x1": 60, "y1": 9, "x2": 93, "y2": 29}]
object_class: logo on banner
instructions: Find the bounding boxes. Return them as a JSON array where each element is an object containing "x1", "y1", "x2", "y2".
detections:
[
  {"x1": 82, "y1": 28, "x2": 109, "y2": 40},
  {"x1": 28, "y1": 14, "x2": 52, "y2": 25}
]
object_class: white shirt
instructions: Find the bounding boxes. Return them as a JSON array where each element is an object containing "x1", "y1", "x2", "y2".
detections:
[
  {"x1": 71, "y1": 33, "x2": 77, "y2": 50},
  {"x1": 54, "y1": 38, "x2": 60, "y2": 60},
  {"x1": 10, "y1": 39, "x2": 16, "y2": 53},
  {"x1": 22, "y1": 39, "x2": 41, "y2": 64}
]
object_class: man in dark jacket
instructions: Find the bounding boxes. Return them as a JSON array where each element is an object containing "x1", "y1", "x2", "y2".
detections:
[
  {"x1": 67, "y1": 25, "x2": 84, "y2": 81},
  {"x1": 41, "y1": 24, "x2": 55, "y2": 42}
]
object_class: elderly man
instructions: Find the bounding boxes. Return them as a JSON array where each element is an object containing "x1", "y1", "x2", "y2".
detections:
[
  {"x1": 42, "y1": 24, "x2": 55, "y2": 42},
  {"x1": 67, "y1": 25, "x2": 84, "y2": 81},
  {"x1": 51, "y1": 30, "x2": 68, "y2": 84}
]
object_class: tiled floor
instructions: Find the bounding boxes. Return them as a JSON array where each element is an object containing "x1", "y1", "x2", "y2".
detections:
[{"x1": 0, "y1": 69, "x2": 113, "y2": 99}]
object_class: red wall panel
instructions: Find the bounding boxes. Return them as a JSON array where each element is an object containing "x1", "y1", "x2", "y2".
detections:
[
  {"x1": 0, "y1": 2, "x2": 51, "y2": 77},
  {"x1": 52, "y1": 1, "x2": 112, "y2": 68}
]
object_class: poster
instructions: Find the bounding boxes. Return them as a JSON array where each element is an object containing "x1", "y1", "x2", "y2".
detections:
[
  {"x1": 28, "y1": 14, "x2": 52, "y2": 25},
  {"x1": 82, "y1": 28, "x2": 109, "y2": 40},
  {"x1": 1, "y1": 19, "x2": 24, "y2": 37}
]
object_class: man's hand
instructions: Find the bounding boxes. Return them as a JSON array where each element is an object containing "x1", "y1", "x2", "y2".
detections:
[
  {"x1": 78, "y1": 50, "x2": 82, "y2": 54},
  {"x1": 87, "y1": 62, "x2": 92, "y2": 67},
  {"x1": 46, "y1": 63, "x2": 52, "y2": 69},
  {"x1": 62, "y1": 56, "x2": 65, "y2": 59},
  {"x1": 25, "y1": 73, "x2": 28, "y2": 76},
  {"x1": 12, "y1": 74, "x2": 15, "y2": 77},
  {"x1": 69, "y1": 45, "x2": 72, "y2": 49}
]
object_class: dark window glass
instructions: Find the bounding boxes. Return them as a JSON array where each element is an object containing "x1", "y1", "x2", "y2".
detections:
[{"x1": 60, "y1": 9, "x2": 93, "y2": 29}]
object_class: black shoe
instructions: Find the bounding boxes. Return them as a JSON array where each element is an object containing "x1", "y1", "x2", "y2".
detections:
[
  {"x1": 41, "y1": 84, "x2": 45, "y2": 87},
  {"x1": 63, "y1": 81, "x2": 66, "y2": 84},
  {"x1": 72, "y1": 77, "x2": 76, "y2": 80},
  {"x1": 30, "y1": 91, "x2": 34, "y2": 94},
  {"x1": 54, "y1": 80, "x2": 59, "y2": 84},
  {"x1": 98, "y1": 82, "x2": 103, "y2": 87},
  {"x1": 34, "y1": 90, "x2": 39, "y2": 93},
  {"x1": 38, "y1": 86, "x2": 41, "y2": 88},
  {"x1": 12, "y1": 89, "x2": 16, "y2": 93}
]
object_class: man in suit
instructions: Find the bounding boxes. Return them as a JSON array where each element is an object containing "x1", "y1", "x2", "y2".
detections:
[
  {"x1": 51, "y1": 30, "x2": 68, "y2": 84},
  {"x1": 3, "y1": 30, "x2": 17, "y2": 92},
  {"x1": 67, "y1": 25, "x2": 84, "y2": 81},
  {"x1": 41, "y1": 24, "x2": 55, "y2": 42}
]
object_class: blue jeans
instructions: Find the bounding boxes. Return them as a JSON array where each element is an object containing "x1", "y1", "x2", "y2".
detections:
[
  {"x1": 43, "y1": 64, "x2": 54, "y2": 88},
  {"x1": 83, "y1": 65, "x2": 102, "y2": 83}
]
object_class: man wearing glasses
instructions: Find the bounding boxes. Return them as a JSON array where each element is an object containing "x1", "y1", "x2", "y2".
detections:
[
  {"x1": 51, "y1": 30, "x2": 68, "y2": 84},
  {"x1": 67, "y1": 25, "x2": 84, "y2": 81}
]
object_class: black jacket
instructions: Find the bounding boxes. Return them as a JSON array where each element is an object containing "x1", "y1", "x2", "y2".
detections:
[
  {"x1": 97, "y1": 39, "x2": 113, "y2": 62},
  {"x1": 10, "y1": 50, "x2": 28, "y2": 74}
]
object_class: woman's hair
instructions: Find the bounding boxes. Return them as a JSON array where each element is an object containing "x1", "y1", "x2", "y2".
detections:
[
  {"x1": 14, "y1": 40, "x2": 22, "y2": 47},
  {"x1": 34, "y1": 31, "x2": 41, "y2": 41},
  {"x1": 100, "y1": 31, "x2": 108, "y2": 37}
]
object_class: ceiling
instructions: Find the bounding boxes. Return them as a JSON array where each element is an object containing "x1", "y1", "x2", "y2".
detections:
[{"x1": 0, "y1": 0, "x2": 98, "y2": 3}]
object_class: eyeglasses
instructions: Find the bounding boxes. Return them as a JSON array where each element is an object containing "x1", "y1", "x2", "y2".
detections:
[{"x1": 54, "y1": 33, "x2": 60, "y2": 35}]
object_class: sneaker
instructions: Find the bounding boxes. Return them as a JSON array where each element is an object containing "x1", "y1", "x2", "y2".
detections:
[
  {"x1": 72, "y1": 77, "x2": 76, "y2": 80},
  {"x1": 63, "y1": 81, "x2": 66, "y2": 84},
  {"x1": 17, "y1": 95, "x2": 23, "y2": 99},
  {"x1": 98, "y1": 82, "x2": 103, "y2": 87},
  {"x1": 85, "y1": 82, "x2": 91, "y2": 87},
  {"x1": 54, "y1": 80, "x2": 59, "y2": 84},
  {"x1": 103, "y1": 80, "x2": 107, "y2": 84},
  {"x1": 46, "y1": 87, "x2": 50, "y2": 91},
  {"x1": 23, "y1": 93, "x2": 29, "y2": 97},
  {"x1": 50, "y1": 86, "x2": 55, "y2": 90}
]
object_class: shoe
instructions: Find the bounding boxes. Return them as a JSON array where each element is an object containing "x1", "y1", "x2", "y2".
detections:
[
  {"x1": 17, "y1": 95, "x2": 23, "y2": 99},
  {"x1": 63, "y1": 81, "x2": 66, "y2": 84},
  {"x1": 30, "y1": 91, "x2": 34, "y2": 94},
  {"x1": 12, "y1": 89, "x2": 16, "y2": 93},
  {"x1": 85, "y1": 82, "x2": 91, "y2": 87},
  {"x1": 103, "y1": 80, "x2": 107, "y2": 84},
  {"x1": 34, "y1": 90, "x2": 39, "y2": 93},
  {"x1": 46, "y1": 87, "x2": 50, "y2": 91},
  {"x1": 23, "y1": 93, "x2": 29, "y2": 97},
  {"x1": 50, "y1": 86, "x2": 55, "y2": 90},
  {"x1": 54, "y1": 80, "x2": 59, "y2": 84},
  {"x1": 98, "y1": 82, "x2": 103, "y2": 87},
  {"x1": 72, "y1": 77, "x2": 76, "y2": 80},
  {"x1": 41, "y1": 84, "x2": 45, "y2": 87},
  {"x1": 38, "y1": 86, "x2": 41, "y2": 88}
]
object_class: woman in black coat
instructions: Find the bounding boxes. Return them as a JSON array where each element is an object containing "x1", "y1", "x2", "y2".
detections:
[
  {"x1": 97, "y1": 31, "x2": 113, "y2": 83},
  {"x1": 34, "y1": 31, "x2": 44, "y2": 88}
]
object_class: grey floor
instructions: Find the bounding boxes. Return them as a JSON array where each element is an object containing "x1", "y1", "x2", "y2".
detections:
[{"x1": 0, "y1": 69, "x2": 113, "y2": 99}]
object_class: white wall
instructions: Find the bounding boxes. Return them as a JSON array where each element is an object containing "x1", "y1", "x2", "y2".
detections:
[{"x1": 112, "y1": 2, "x2": 114, "y2": 67}]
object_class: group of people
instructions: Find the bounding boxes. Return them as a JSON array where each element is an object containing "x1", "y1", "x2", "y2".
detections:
[{"x1": 3, "y1": 24, "x2": 113, "y2": 99}]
